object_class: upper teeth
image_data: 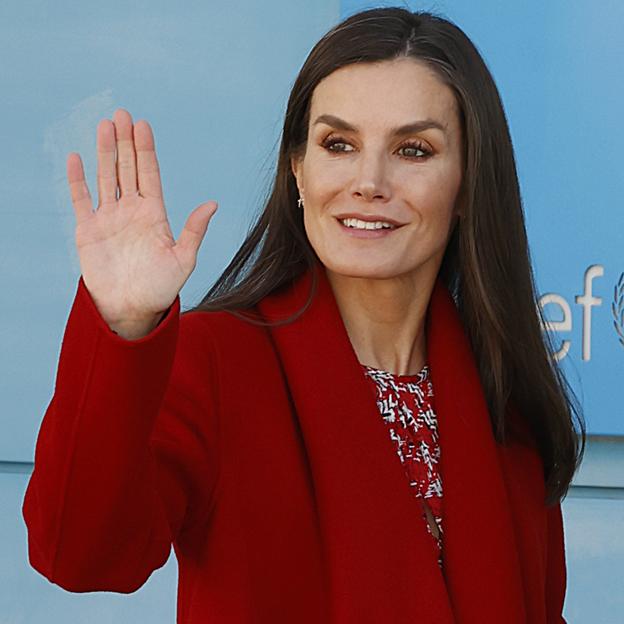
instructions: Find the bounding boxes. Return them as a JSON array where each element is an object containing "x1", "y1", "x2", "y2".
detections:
[{"x1": 340, "y1": 218, "x2": 395, "y2": 230}]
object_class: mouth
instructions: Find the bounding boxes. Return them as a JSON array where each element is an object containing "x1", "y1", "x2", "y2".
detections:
[
  {"x1": 335, "y1": 216, "x2": 404, "y2": 238},
  {"x1": 338, "y1": 216, "x2": 397, "y2": 229}
]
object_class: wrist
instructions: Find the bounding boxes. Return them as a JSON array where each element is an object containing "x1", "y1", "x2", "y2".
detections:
[{"x1": 109, "y1": 312, "x2": 165, "y2": 340}]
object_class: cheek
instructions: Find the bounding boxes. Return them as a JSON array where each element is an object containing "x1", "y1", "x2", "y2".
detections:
[
  {"x1": 304, "y1": 157, "x2": 348, "y2": 198},
  {"x1": 404, "y1": 165, "x2": 461, "y2": 214}
]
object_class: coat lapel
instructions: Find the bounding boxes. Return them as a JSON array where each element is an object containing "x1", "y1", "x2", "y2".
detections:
[
  {"x1": 424, "y1": 273, "x2": 528, "y2": 622},
  {"x1": 257, "y1": 259, "x2": 527, "y2": 623}
]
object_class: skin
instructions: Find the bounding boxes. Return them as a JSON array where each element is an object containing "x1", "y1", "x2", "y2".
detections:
[{"x1": 290, "y1": 58, "x2": 464, "y2": 375}]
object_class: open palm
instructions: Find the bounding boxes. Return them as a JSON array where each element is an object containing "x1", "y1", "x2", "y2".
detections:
[{"x1": 67, "y1": 109, "x2": 217, "y2": 327}]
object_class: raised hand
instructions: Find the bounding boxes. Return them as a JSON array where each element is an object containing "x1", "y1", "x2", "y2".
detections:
[{"x1": 67, "y1": 109, "x2": 218, "y2": 337}]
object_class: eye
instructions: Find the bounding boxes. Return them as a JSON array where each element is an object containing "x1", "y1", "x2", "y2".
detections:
[
  {"x1": 320, "y1": 135, "x2": 432, "y2": 161},
  {"x1": 321, "y1": 136, "x2": 355, "y2": 153},
  {"x1": 398, "y1": 141, "x2": 432, "y2": 160}
]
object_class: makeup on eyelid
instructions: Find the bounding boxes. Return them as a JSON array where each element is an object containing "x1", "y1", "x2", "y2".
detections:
[{"x1": 320, "y1": 136, "x2": 433, "y2": 160}]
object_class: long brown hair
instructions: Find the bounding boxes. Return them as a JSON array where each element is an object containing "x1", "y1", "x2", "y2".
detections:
[{"x1": 186, "y1": 7, "x2": 585, "y2": 506}]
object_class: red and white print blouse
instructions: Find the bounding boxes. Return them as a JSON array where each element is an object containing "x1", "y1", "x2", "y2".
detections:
[{"x1": 361, "y1": 363, "x2": 443, "y2": 568}]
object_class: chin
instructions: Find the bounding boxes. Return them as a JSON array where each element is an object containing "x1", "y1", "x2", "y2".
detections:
[{"x1": 320, "y1": 255, "x2": 403, "y2": 281}]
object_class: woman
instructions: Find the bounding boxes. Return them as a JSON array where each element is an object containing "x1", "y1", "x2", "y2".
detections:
[{"x1": 23, "y1": 7, "x2": 585, "y2": 623}]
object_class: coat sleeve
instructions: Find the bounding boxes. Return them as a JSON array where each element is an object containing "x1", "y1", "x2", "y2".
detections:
[
  {"x1": 545, "y1": 501, "x2": 568, "y2": 623},
  {"x1": 22, "y1": 276, "x2": 220, "y2": 593}
]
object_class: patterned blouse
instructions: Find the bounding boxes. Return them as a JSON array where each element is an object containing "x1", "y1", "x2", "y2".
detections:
[{"x1": 361, "y1": 363, "x2": 443, "y2": 568}]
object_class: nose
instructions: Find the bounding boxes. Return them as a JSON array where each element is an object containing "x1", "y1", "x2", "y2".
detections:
[{"x1": 350, "y1": 149, "x2": 391, "y2": 202}]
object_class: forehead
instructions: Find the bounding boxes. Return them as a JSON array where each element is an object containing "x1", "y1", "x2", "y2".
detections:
[{"x1": 309, "y1": 58, "x2": 459, "y2": 134}]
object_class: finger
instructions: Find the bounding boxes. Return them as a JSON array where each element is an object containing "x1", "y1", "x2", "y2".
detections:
[
  {"x1": 176, "y1": 201, "x2": 218, "y2": 263},
  {"x1": 134, "y1": 120, "x2": 163, "y2": 199},
  {"x1": 96, "y1": 119, "x2": 118, "y2": 205},
  {"x1": 67, "y1": 152, "x2": 94, "y2": 222},
  {"x1": 112, "y1": 108, "x2": 138, "y2": 197}
]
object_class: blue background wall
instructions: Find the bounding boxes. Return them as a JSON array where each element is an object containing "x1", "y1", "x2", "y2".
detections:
[
  {"x1": 2, "y1": 1, "x2": 622, "y2": 622},
  {"x1": 343, "y1": 0, "x2": 624, "y2": 437}
]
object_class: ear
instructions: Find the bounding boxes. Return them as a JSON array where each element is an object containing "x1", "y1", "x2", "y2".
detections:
[{"x1": 290, "y1": 154, "x2": 304, "y2": 195}]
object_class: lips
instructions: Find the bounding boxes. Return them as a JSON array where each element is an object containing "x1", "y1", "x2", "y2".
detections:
[
  {"x1": 334, "y1": 213, "x2": 405, "y2": 227},
  {"x1": 339, "y1": 217, "x2": 395, "y2": 231},
  {"x1": 335, "y1": 217, "x2": 399, "y2": 238}
]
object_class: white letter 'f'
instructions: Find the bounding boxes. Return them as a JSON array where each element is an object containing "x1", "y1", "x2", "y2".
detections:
[{"x1": 575, "y1": 264, "x2": 604, "y2": 361}]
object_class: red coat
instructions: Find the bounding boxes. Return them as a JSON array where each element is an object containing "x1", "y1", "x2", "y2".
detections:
[{"x1": 22, "y1": 259, "x2": 568, "y2": 623}]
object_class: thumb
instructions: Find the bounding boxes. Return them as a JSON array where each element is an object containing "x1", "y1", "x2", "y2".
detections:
[{"x1": 175, "y1": 201, "x2": 218, "y2": 263}]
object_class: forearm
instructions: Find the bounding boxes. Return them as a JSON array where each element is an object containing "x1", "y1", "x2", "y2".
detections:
[{"x1": 22, "y1": 277, "x2": 181, "y2": 592}]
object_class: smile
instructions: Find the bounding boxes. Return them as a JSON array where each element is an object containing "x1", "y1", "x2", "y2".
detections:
[
  {"x1": 340, "y1": 217, "x2": 396, "y2": 230},
  {"x1": 335, "y1": 217, "x2": 402, "y2": 238}
]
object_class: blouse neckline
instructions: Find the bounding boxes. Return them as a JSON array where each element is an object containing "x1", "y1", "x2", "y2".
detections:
[{"x1": 361, "y1": 362, "x2": 429, "y2": 381}]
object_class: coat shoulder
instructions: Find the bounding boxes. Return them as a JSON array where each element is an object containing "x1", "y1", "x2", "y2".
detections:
[
  {"x1": 178, "y1": 308, "x2": 276, "y2": 368},
  {"x1": 181, "y1": 307, "x2": 267, "y2": 337}
]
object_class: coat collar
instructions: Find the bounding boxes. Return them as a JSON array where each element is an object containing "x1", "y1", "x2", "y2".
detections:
[{"x1": 256, "y1": 259, "x2": 528, "y2": 623}]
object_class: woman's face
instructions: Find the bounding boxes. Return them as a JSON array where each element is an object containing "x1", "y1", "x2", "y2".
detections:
[{"x1": 291, "y1": 58, "x2": 464, "y2": 283}]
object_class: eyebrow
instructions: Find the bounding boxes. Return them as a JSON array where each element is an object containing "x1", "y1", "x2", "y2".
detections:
[{"x1": 312, "y1": 113, "x2": 447, "y2": 136}]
